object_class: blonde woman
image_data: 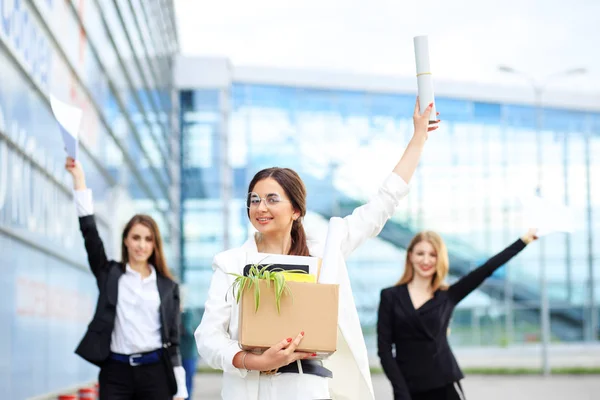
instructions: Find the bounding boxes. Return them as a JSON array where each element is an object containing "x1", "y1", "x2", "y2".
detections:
[{"x1": 377, "y1": 229, "x2": 538, "y2": 400}]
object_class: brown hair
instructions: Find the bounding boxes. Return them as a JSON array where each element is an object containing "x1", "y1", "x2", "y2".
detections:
[
  {"x1": 247, "y1": 167, "x2": 310, "y2": 257},
  {"x1": 121, "y1": 214, "x2": 175, "y2": 280},
  {"x1": 396, "y1": 231, "x2": 449, "y2": 291}
]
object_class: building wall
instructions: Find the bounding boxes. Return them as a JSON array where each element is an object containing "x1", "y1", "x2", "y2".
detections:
[{"x1": 0, "y1": 0, "x2": 179, "y2": 398}]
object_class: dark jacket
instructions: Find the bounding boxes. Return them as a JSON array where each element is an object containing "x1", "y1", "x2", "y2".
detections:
[
  {"x1": 377, "y1": 239, "x2": 527, "y2": 399},
  {"x1": 74, "y1": 215, "x2": 183, "y2": 368}
]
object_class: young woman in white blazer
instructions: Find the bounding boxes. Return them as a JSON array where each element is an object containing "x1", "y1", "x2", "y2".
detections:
[{"x1": 195, "y1": 99, "x2": 440, "y2": 400}]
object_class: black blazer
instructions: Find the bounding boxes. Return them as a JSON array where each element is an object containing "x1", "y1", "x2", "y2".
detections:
[
  {"x1": 74, "y1": 215, "x2": 183, "y2": 369},
  {"x1": 377, "y1": 239, "x2": 526, "y2": 399}
]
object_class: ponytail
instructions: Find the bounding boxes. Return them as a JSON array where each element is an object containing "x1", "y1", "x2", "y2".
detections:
[{"x1": 289, "y1": 219, "x2": 310, "y2": 256}]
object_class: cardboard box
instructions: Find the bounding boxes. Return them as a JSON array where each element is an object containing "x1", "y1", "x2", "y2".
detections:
[{"x1": 238, "y1": 280, "x2": 339, "y2": 356}]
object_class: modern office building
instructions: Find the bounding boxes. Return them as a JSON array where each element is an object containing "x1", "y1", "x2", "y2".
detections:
[
  {"x1": 0, "y1": 0, "x2": 179, "y2": 398},
  {"x1": 2, "y1": 4, "x2": 599, "y2": 396},
  {"x1": 177, "y1": 57, "x2": 600, "y2": 363}
]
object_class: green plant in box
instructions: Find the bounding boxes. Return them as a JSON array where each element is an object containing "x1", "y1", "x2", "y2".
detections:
[{"x1": 228, "y1": 263, "x2": 308, "y2": 313}]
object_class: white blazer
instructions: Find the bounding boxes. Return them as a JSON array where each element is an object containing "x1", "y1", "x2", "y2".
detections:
[{"x1": 195, "y1": 173, "x2": 410, "y2": 400}]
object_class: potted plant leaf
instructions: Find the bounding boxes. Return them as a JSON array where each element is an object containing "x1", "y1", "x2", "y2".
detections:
[{"x1": 228, "y1": 263, "x2": 308, "y2": 313}]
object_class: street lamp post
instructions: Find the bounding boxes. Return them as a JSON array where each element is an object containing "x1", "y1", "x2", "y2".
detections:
[{"x1": 498, "y1": 65, "x2": 586, "y2": 377}]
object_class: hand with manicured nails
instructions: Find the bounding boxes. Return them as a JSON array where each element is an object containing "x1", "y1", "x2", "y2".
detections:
[
  {"x1": 64, "y1": 157, "x2": 87, "y2": 190},
  {"x1": 256, "y1": 331, "x2": 316, "y2": 371},
  {"x1": 413, "y1": 97, "x2": 440, "y2": 140},
  {"x1": 521, "y1": 228, "x2": 539, "y2": 245}
]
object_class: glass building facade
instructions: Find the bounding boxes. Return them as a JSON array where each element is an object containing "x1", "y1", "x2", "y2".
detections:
[
  {"x1": 179, "y1": 60, "x2": 600, "y2": 364},
  {"x1": 0, "y1": 0, "x2": 179, "y2": 398}
]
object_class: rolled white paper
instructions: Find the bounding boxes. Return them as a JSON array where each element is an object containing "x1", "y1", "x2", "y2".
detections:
[
  {"x1": 318, "y1": 217, "x2": 346, "y2": 284},
  {"x1": 413, "y1": 35, "x2": 437, "y2": 121}
]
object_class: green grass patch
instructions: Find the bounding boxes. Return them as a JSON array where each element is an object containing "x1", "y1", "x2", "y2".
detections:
[{"x1": 197, "y1": 366, "x2": 222, "y2": 374}]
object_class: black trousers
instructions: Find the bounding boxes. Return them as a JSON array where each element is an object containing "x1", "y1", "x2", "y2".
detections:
[
  {"x1": 411, "y1": 382, "x2": 465, "y2": 400},
  {"x1": 99, "y1": 359, "x2": 172, "y2": 400}
]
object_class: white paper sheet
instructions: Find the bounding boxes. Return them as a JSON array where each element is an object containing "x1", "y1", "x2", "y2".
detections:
[
  {"x1": 318, "y1": 217, "x2": 346, "y2": 284},
  {"x1": 521, "y1": 193, "x2": 575, "y2": 237},
  {"x1": 49, "y1": 94, "x2": 82, "y2": 160},
  {"x1": 413, "y1": 35, "x2": 437, "y2": 121}
]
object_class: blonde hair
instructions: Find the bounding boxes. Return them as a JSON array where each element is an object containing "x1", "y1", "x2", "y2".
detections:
[{"x1": 396, "y1": 231, "x2": 449, "y2": 291}]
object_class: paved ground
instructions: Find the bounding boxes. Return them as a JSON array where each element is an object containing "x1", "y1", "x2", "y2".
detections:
[
  {"x1": 452, "y1": 343, "x2": 600, "y2": 369},
  {"x1": 192, "y1": 373, "x2": 600, "y2": 399}
]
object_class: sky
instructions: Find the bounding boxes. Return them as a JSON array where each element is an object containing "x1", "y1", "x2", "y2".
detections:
[{"x1": 174, "y1": 0, "x2": 600, "y2": 94}]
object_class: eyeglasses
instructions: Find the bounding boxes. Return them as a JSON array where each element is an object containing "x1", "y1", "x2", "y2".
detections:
[{"x1": 246, "y1": 192, "x2": 290, "y2": 209}]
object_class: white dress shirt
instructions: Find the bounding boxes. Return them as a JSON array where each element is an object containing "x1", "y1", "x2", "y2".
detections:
[
  {"x1": 75, "y1": 189, "x2": 187, "y2": 399},
  {"x1": 111, "y1": 264, "x2": 163, "y2": 354}
]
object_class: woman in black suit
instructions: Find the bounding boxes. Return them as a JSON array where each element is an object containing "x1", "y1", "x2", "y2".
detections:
[
  {"x1": 65, "y1": 157, "x2": 187, "y2": 400},
  {"x1": 377, "y1": 229, "x2": 538, "y2": 400}
]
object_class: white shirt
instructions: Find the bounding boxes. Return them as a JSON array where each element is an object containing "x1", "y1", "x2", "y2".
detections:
[
  {"x1": 111, "y1": 263, "x2": 163, "y2": 354},
  {"x1": 75, "y1": 189, "x2": 187, "y2": 399}
]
